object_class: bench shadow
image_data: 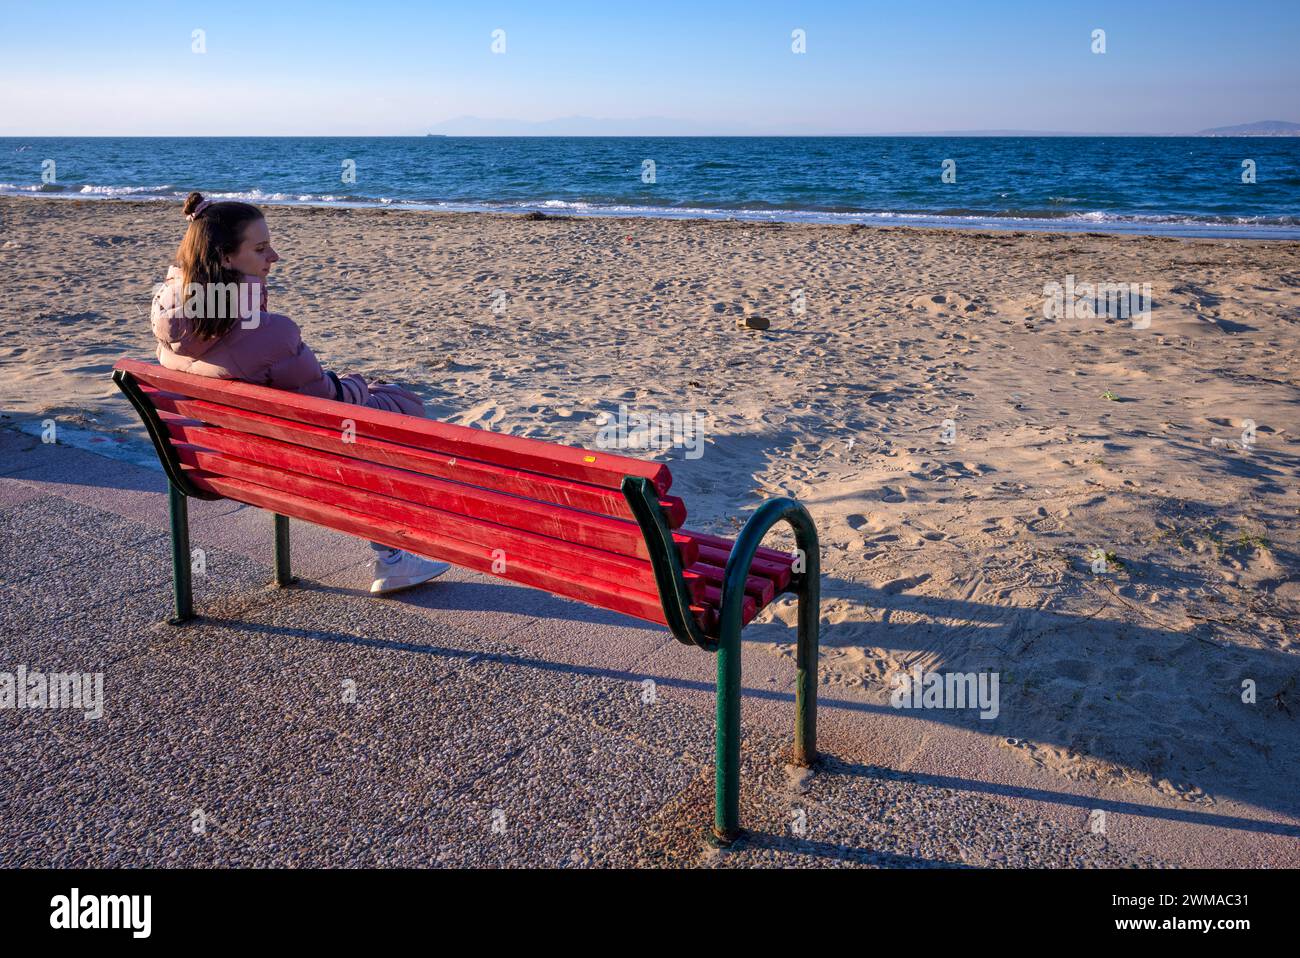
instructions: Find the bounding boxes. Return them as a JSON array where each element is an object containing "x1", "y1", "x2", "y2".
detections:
[
  {"x1": 726, "y1": 832, "x2": 971, "y2": 867},
  {"x1": 780, "y1": 576, "x2": 1299, "y2": 821},
  {"x1": 306, "y1": 578, "x2": 668, "y2": 631},
  {"x1": 820, "y1": 758, "x2": 1300, "y2": 839}
]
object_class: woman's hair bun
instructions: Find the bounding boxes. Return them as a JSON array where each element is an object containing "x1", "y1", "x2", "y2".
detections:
[{"x1": 182, "y1": 191, "x2": 207, "y2": 218}]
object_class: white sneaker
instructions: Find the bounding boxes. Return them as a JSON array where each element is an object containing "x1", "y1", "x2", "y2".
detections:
[{"x1": 369, "y1": 550, "x2": 451, "y2": 595}]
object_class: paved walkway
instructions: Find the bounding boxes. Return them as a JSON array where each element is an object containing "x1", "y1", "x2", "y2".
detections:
[{"x1": 1, "y1": 425, "x2": 1295, "y2": 867}]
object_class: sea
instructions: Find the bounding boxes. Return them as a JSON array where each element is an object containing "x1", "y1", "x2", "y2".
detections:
[{"x1": 2, "y1": 136, "x2": 1298, "y2": 239}]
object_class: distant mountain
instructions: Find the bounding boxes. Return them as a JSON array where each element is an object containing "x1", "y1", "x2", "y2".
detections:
[
  {"x1": 425, "y1": 117, "x2": 1300, "y2": 137},
  {"x1": 427, "y1": 115, "x2": 756, "y2": 136},
  {"x1": 427, "y1": 120, "x2": 1150, "y2": 137},
  {"x1": 1196, "y1": 120, "x2": 1300, "y2": 136},
  {"x1": 866, "y1": 129, "x2": 1151, "y2": 137}
]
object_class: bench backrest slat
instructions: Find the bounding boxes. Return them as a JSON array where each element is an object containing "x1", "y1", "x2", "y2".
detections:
[
  {"x1": 165, "y1": 418, "x2": 699, "y2": 565},
  {"x1": 121, "y1": 359, "x2": 671, "y2": 494},
  {"x1": 143, "y1": 386, "x2": 688, "y2": 528}
]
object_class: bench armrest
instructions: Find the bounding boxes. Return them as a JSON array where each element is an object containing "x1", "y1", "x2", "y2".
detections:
[
  {"x1": 718, "y1": 497, "x2": 820, "y2": 644},
  {"x1": 622, "y1": 476, "x2": 716, "y2": 650},
  {"x1": 113, "y1": 368, "x2": 222, "y2": 501},
  {"x1": 622, "y1": 476, "x2": 819, "y2": 652}
]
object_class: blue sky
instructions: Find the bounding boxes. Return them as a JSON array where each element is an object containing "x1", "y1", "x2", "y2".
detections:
[{"x1": 1, "y1": 0, "x2": 1296, "y2": 135}]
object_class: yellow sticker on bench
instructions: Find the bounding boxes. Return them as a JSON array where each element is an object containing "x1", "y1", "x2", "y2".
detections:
[{"x1": 583, "y1": 455, "x2": 596, "y2": 462}]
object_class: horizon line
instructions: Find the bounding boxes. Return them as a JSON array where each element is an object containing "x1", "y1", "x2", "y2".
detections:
[{"x1": 3, "y1": 132, "x2": 1297, "y2": 138}]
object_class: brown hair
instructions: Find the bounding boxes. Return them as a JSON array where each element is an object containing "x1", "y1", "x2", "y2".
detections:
[{"x1": 175, "y1": 191, "x2": 265, "y2": 339}]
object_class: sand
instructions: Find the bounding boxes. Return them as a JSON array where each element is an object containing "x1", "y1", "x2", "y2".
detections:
[{"x1": 2, "y1": 195, "x2": 1298, "y2": 821}]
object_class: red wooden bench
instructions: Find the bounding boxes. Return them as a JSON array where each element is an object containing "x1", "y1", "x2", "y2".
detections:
[{"x1": 112, "y1": 357, "x2": 821, "y2": 844}]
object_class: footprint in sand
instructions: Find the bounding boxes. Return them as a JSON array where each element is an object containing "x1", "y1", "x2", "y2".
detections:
[
  {"x1": 877, "y1": 572, "x2": 932, "y2": 594},
  {"x1": 877, "y1": 485, "x2": 908, "y2": 503},
  {"x1": 455, "y1": 401, "x2": 507, "y2": 430}
]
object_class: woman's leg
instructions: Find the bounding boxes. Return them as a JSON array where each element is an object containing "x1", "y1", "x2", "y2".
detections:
[
  {"x1": 362, "y1": 381, "x2": 422, "y2": 562},
  {"x1": 355, "y1": 380, "x2": 446, "y2": 591}
]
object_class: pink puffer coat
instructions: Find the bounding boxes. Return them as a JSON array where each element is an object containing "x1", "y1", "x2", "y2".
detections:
[{"x1": 151, "y1": 266, "x2": 424, "y2": 416}]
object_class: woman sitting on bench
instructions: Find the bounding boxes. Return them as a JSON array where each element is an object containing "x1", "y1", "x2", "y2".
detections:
[{"x1": 150, "y1": 191, "x2": 449, "y2": 595}]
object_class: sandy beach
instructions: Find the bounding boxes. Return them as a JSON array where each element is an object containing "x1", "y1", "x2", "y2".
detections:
[{"x1": 2, "y1": 194, "x2": 1298, "y2": 822}]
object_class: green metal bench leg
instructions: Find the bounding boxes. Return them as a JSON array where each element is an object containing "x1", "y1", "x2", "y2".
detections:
[
  {"x1": 714, "y1": 619, "x2": 743, "y2": 845},
  {"x1": 168, "y1": 483, "x2": 195, "y2": 625},
  {"x1": 794, "y1": 561, "x2": 820, "y2": 768},
  {"x1": 273, "y1": 513, "x2": 295, "y2": 587},
  {"x1": 619, "y1": 476, "x2": 820, "y2": 846},
  {"x1": 115, "y1": 368, "x2": 221, "y2": 625},
  {"x1": 713, "y1": 559, "x2": 820, "y2": 845},
  {"x1": 714, "y1": 497, "x2": 821, "y2": 845}
]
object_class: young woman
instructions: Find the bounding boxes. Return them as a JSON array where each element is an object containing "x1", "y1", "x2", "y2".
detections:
[{"x1": 151, "y1": 191, "x2": 449, "y2": 595}]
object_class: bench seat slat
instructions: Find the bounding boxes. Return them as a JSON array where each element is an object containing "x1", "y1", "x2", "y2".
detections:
[
  {"x1": 122, "y1": 359, "x2": 672, "y2": 494},
  {"x1": 164, "y1": 418, "x2": 699, "y2": 566},
  {"x1": 683, "y1": 529, "x2": 797, "y2": 567},
  {"x1": 175, "y1": 444, "x2": 706, "y2": 605},
  {"x1": 145, "y1": 388, "x2": 687, "y2": 528},
  {"x1": 686, "y1": 561, "x2": 777, "y2": 607},
  {"x1": 691, "y1": 542, "x2": 793, "y2": 593},
  {"x1": 700, "y1": 596, "x2": 759, "y2": 631}
]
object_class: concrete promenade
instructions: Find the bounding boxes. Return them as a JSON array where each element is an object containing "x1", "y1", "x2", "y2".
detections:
[{"x1": 2, "y1": 426, "x2": 1295, "y2": 867}]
